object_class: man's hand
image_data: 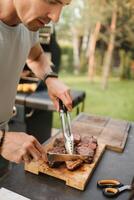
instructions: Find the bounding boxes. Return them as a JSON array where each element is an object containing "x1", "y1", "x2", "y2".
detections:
[
  {"x1": 1, "y1": 132, "x2": 45, "y2": 164},
  {"x1": 26, "y1": 43, "x2": 72, "y2": 111},
  {"x1": 46, "y1": 78, "x2": 72, "y2": 111}
]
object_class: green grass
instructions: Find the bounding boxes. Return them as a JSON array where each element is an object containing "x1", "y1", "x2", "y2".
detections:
[{"x1": 53, "y1": 74, "x2": 134, "y2": 128}]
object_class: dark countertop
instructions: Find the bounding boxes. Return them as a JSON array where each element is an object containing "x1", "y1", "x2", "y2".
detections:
[{"x1": 0, "y1": 123, "x2": 134, "y2": 200}]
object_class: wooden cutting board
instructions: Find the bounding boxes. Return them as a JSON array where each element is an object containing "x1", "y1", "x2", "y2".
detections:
[{"x1": 25, "y1": 113, "x2": 130, "y2": 190}]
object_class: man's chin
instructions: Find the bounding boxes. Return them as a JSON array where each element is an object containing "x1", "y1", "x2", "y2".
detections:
[{"x1": 24, "y1": 23, "x2": 40, "y2": 32}]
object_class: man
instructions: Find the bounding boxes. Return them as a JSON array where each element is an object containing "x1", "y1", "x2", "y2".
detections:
[{"x1": 0, "y1": 0, "x2": 72, "y2": 164}]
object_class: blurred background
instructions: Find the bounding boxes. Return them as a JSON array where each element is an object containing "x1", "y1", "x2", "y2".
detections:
[
  {"x1": 50, "y1": 0, "x2": 134, "y2": 128},
  {"x1": 14, "y1": 0, "x2": 134, "y2": 135}
]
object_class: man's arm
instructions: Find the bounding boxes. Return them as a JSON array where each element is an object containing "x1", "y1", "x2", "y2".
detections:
[
  {"x1": 0, "y1": 44, "x2": 50, "y2": 164},
  {"x1": 26, "y1": 43, "x2": 52, "y2": 80},
  {"x1": 26, "y1": 43, "x2": 72, "y2": 111},
  {"x1": 0, "y1": 131, "x2": 45, "y2": 164}
]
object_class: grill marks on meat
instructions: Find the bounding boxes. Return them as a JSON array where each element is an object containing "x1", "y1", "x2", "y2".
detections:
[
  {"x1": 76, "y1": 147, "x2": 94, "y2": 163},
  {"x1": 53, "y1": 138, "x2": 65, "y2": 148},
  {"x1": 73, "y1": 133, "x2": 81, "y2": 145},
  {"x1": 47, "y1": 134, "x2": 98, "y2": 170},
  {"x1": 76, "y1": 136, "x2": 98, "y2": 164},
  {"x1": 48, "y1": 146, "x2": 66, "y2": 154}
]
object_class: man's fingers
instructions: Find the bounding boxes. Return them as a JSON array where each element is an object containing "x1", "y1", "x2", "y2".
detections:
[
  {"x1": 28, "y1": 146, "x2": 42, "y2": 161},
  {"x1": 29, "y1": 135, "x2": 45, "y2": 155},
  {"x1": 59, "y1": 92, "x2": 72, "y2": 111},
  {"x1": 34, "y1": 139, "x2": 44, "y2": 154},
  {"x1": 22, "y1": 154, "x2": 32, "y2": 164},
  {"x1": 53, "y1": 98, "x2": 59, "y2": 111},
  {"x1": 16, "y1": 149, "x2": 28, "y2": 164},
  {"x1": 23, "y1": 140, "x2": 42, "y2": 161},
  {"x1": 52, "y1": 94, "x2": 72, "y2": 112},
  {"x1": 34, "y1": 140, "x2": 46, "y2": 160},
  {"x1": 23, "y1": 136, "x2": 46, "y2": 161},
  {"x1": 0, "y1": 131, "x2": 47, "y2": 164},
  {"x1": 64, "y1": 91, "x2": 72, "y2": 111}
]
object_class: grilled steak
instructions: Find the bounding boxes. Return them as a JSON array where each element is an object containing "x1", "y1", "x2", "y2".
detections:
[
  {"x1": 53, "y1": 138, "x2": 65, "y2": 148},
  {"x1": 76, "y1": 136, "x2": 98, "y2": 164},
  {"x1": 48, "y1": 146, "x2": 66, "y2": 154},
  {"x1": 47, "y1": 146, "x2": 66, "y2": 167},
  {"x1": 65, "y1": 159, "x2": 83, "y2": 171},
  {"x1": 81, "y1": 136, "x2": 97, "y2": 145},
  {"x1": 47, "y1": 134, "x2": 98, "y2": 170},
  {"x1": 73, "y1": 133, "x2": 81, "y2": 144}
]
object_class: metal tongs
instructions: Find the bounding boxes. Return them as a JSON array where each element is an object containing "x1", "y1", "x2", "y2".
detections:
[{"x1": 59, "y1": 99, "x2": 74, "y2": 154}]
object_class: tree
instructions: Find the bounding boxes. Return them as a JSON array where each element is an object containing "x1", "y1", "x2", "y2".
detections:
[
  {"x1": 102, "y1": 3, "x2": 117, "y2": 89},
  {"x1": 88, "y1": 21, "x2": 101, "y2": 82}
]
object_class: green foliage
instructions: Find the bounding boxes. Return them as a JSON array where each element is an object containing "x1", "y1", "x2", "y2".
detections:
[
  {"x1": 56, "y1": 0, "x2": 134, "y2": 79},
  {"x1": 60, "y1": 45, "x2": 74, "y2": 73},
  {"x1": 119, "y1": 50, "x2": 132, "y2": 79},
  {"x1": 100, "y1": 0, "x2": 134, "y2": 51},
  {"x1": 116, "y1": 0, "x2": 134, "y2": 51},
  {"x1": 60, "y1": 45, "x2": 88, "y2": 74},
  {"x1": 79, "y1": 51, "x2": 88, "y2": 73},
  {"x1": 53, "y1": 74, "x2": 134, "y2": 128}
]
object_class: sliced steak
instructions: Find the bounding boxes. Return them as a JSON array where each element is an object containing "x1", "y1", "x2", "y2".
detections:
[
  {"x1": 73, "y1": 133, "x2": 81, "y2": 144},
  {"x1": 81, "y1": 136, "x2": 97, "y2": 145},
  {"x1": 47, "y1": 146, "x2": 66, "y2": 167},
  {"x1": 53, "y1": 133, "x2": 81, "y2": 147},
  {"x1": 47, "y1": 135, "x2": 98, "y2": 169},
  {"x1": 79, "y1": 136, "x2": 98, "y2": 151},
  {"x1": 53, "y1": 138, "x2": 65, "y2": 148},
  {"x1": 76, "y1": 146, "x2": 94, "y2": 156},
  {"x1": 76, "y1": 136, "x2": 98, "y2": 163},
  {"x1": 48, "y1": 146, "x2": 66, "y2": 154},
  {"x1": 76, "y1": 146, "x2": 95, "y2": 163},
  {"x1": 77, "y1": 142, "x2": 97, "y2": 151},
  {"x1": 88, "y1": 143, "x2": 97, "y2": 151},
  {"x1": 65, "y1": 159, "x2": 83, "y2": 171}
]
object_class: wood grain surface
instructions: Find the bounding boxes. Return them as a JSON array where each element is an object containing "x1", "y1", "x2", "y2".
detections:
[{"x1": 25, "y1": 113, "x2": 130, "y2": 190}]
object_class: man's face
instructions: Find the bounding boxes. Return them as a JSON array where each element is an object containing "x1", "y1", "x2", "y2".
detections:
[{"x1": 14, "y1": 0, "x2": 71, "y2": 31}]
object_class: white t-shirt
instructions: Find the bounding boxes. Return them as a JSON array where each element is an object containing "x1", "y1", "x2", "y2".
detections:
[{"x1": 0, "y1": 21, "x2": 39, "y2": 123}]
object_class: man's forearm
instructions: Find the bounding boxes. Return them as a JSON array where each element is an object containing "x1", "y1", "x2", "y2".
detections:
[
  {"x1": 26, "y1": 51, "x2": 52, "y2": 80},
  {"x1": 26, "y1": 43, "x2": 53, "y2": 80},
  {"x1": 26, "y1": 44, "x2": 72, "y2": 112}
]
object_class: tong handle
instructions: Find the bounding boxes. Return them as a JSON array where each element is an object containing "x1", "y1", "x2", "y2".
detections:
[{"x1": 59, "y1": 99, "x2": 67, "y2": 113}]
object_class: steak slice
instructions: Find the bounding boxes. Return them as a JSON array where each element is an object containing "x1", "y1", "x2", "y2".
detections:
[
  {"x1": 78, "y1": 136, "x2": 98, "y2": 151},
  {"x1": 47, "y1": 146, "x2": 66, "y2": 167},
  {"x1": 77, "y1": 142, "x2": 97, "y2": 151},
  {"x1": 73, "y1": 133, "x2": 81, "y2": 144},
  {"x1": 47, "y1": 135, "x2": 98, "y2": 169},
  {"x1": 81, "y1": 136, "x2": 98, "y2": 145},
  {"x1": 48, "y1": 146, "x2": 66, "y2": 154},
  {"x1": 53, "y1": 133, "x2": 81, "y2": 147},
  {"x1": 76, "y1": 136, "x2": 98, "y2": 163},
  {"x1": 53, "y1": 138, "x2": 65, "y2": 148},
  {"x1": 76, "y1": 146, "x2": 94, "y2": 156},
  {"x1": 65, "y1": 159, "x2": 83, "y2": 171},
  {"x1": 76, "y1": 146, "x2": 95, "y2": 163}
]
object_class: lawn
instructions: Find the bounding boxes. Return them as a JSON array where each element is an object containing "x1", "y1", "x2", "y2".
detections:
[{"x1": 53, "y1": 74, "x2": 134, "y2": 128}]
